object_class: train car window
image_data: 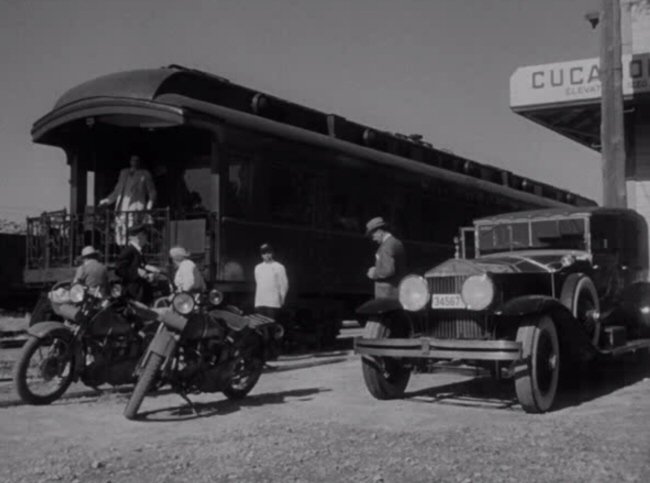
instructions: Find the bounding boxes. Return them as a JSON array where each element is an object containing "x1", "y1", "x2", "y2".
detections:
[
  {"x1": 227, "y1": 154, "x2": 252, "y2": 218},
  {"x1": 182, "y1": 167, "x2": 211, "y2": 212},
  {"x1": 326, "y1": 170, "x2": 365, "y2": 233},
  {"x1": 268, "y1": 164, "x2": 315, "y2": 225}
]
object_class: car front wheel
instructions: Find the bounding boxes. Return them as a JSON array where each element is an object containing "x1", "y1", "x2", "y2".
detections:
[
  {"x1": 514, "y1": 314, "x2": 560, "y2": 413},
  {"x1": 361, "y1": 315, "x2": 411, "y2": 400}
]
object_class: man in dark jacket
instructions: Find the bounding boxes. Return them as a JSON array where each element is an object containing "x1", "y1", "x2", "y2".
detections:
[
  {"x1": 365, "y1": 217, "x2": 407, "y2": 299},
  {"x1": 116, "y1": 224, "x2": 158, "y2": 303}
]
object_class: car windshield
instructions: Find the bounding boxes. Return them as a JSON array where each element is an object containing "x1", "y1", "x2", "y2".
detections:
[{"x1": 477, "y1": 217, "x2": 587, "y2": 254}]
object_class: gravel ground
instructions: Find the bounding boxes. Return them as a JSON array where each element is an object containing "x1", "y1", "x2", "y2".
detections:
[{"x1": 0, "y1": 349, "x2": 649, "y2": 483}]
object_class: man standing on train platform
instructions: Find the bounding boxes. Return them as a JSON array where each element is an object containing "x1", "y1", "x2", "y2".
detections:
[
  {"x1": 254, "y1": 243, "x2": 289, "y2": 320},
  {"x1": 365, "y1": 217, "x2": 407, "y2": 299},
  {"x1": 116, "y1": 224, "x2": 159, "y2": 303},
  {"x1": 99, "y1": 154, "x2": 157, "y2": 246}
]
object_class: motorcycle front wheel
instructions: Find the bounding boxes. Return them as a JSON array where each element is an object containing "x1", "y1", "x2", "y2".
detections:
[
  {"x1": 14, "y1": 334, "x2": 75, "y2": 405},
  {"x1": 123, "y1": 353, "x2": 164, "y2": 420},
  {"x1": 222, "y1": 354, "x2": 264, "y2": 400}
]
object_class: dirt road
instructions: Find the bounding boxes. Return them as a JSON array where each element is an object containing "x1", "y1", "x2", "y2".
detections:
[{"x1": 1, "y1": 342, "x2": 649, "y2": 483}]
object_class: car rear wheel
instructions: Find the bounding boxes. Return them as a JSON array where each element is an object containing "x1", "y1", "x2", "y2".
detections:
[
  {"x1": 361, "y1": 315, "x2": 411, "y2": 400},
  {"x1": 514, "y1": 314, "x2": 560, "y2": 413}
]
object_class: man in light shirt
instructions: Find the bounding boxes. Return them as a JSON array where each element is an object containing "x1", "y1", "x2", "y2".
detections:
[
  {"x1": 170, "y1": 246, "x2": 206, "y2": 293},
  {"x1": 254, "y1": 243, "x2": 289, "y2": 320}
]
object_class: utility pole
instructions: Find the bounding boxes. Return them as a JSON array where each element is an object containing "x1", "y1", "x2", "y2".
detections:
[{"x1": 599, "y1": 0, "x2": 627, "y2": 207}]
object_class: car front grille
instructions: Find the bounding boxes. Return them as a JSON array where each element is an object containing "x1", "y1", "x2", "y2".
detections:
[
  {"x1": 427, "y1": 311, "x2": 490, "y2": 339},
  {"x1": 426, "y1": 275, "x2": 491, "y2": 339},
  {"x1": 428, "y1": 275, "x2": 468, "y2": 294}
]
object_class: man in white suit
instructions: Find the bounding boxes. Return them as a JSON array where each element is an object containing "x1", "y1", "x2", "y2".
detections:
[{"x1": 99, "y1": 155, "x2": 157, "y2": 245}]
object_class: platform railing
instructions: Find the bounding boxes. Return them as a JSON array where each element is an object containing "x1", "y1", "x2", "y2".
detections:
[{"x1": 25, "y1": 208, "x2": 183, "y2": 270}]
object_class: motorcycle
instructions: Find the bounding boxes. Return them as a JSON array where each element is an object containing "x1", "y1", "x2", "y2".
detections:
[
  {"x1": 13, "y1": 281, "x2": 164, "y2": 405},
  {"x1": 123, "y1": 289, "x2": 283, "y2": 420}
]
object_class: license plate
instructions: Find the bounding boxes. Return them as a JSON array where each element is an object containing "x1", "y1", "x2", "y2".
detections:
[{"x1": 431, "y1": 294, "x2": 466, "y2": 309}]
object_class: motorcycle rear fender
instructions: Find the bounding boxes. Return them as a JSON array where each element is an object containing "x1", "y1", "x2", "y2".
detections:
[
  {"x1": 27, "y1": 321, "x2": 83, "y2": 380},
  {"x1": 27, "y1": 321, "x2": 74, "y2": 341},
  {"x1": 356, "y1": 298, "x2": 402, "y2": 316}
]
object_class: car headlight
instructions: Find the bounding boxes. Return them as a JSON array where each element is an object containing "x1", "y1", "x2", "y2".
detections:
[
  {"x1": 208, "y1": 289, "x2": 223, "y2": 306},
  {"x1": 172, "y1": 293, "x2": 195, "y2": 315},
  {"x1": 398, "y1": 275, "x2": 430, "y2": 311},
  {"x1": 69, "y1": 284, "x2": 86, "y2": 304},
  {"x1": 560, "y1": 254, "x2": 575, "y2": 267},
  {"x1": 460, "y1": 274, "x2": 494, "y2": 311}
]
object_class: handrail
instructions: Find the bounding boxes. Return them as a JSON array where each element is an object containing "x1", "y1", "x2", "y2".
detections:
[{"x1": 25, "y1": 208, "x2": 210, "y2": 273}]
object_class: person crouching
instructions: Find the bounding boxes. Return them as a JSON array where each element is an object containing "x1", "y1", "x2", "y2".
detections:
[
  {"x1": 73, "y1": 246, "x2": 109, "y2": 298},
  {"x1": 169, "y1": 246, "x2": 206, "y2": 293}
]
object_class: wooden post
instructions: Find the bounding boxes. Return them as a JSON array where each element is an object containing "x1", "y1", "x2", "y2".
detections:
[
  {"x1": 68, "y1": 150, "x2": 87, "y2": 215},
  {"x1": 600, "y1": 0, "x2": 627, "y2": 207},
  {"x1": 210, "y1": 129, "x2": 226, "y2": 282}
]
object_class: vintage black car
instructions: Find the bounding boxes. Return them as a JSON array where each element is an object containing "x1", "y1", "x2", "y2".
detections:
[{"x1": 355, "y1": 207, "x2": 650, "y2": 413}]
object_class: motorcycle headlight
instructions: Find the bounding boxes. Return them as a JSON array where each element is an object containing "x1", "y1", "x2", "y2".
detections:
[
  {"x1": 208, "y1": 289, "x2": 223, "y2": 306},
  {"x1": 172, "y1": 292, "x2": 195, "y2": 315},
  {"x1": 48, "y1": 287, "x2": 71, "y2": 304},
  {"x1": 398, "y1": 275, "x2": 430, "y2": 311},
  {"x1": 69, "y1": 284, "x2": 86, "y2": 304},
  {"x1": 461, "y1": 274, "x2": 494, "y2": 311},
  {"x1": 110, "y1": 282, "x2": 123, "y2": 298}
]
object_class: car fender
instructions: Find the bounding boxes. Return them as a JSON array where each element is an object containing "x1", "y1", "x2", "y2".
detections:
[
  {"x1": 356, "y1": 298, "x2": 403, "y2": 316},
  {"x1": 498, "y1": 295, "x2": 570, "y2": 318},
  {"x1": 498, "y1": 295, "x2": 597, "y2": 362}
]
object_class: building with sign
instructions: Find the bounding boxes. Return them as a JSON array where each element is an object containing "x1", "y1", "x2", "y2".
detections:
[{"x1": 510, "y1": 1, "x2": 650, "y2": 228}]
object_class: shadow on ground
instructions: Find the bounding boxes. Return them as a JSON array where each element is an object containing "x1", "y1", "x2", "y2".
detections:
[
  {"x1": 403, "y1": 354, "x2": 650, "y2": 412},
  {"x1": 134, "y1": 387, "x2": 330, "y2": 422}
]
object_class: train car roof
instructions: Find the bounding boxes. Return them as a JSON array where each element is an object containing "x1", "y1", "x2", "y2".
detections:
[{"x1": 32, "y1": 65, "x2": 595, "y2": 208}]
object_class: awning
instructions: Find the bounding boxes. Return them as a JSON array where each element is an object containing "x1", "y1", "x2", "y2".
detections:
[{"x1": 510, "y1": 52, "x2": 650, "y2": 150}]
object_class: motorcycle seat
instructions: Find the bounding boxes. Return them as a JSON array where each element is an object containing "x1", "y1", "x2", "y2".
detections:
[{"x1": 209, "y1": 309, "x2": 249, "y2": 332}]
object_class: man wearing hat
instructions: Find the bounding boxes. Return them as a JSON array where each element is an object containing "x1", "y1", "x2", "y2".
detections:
[
  {"x1": 73, "y1": 246, "x2": 109, "y2": 297},
  {"x1": 116, "y1": 224, "x2": 159, "y2": 302},
  {"x1": 169, "y1": 246, "x2": 205, "y2": 293},
  {"x1": 254, "y1": 243, "x2": 289, "y2": 320},
  {"x1": 365, "y1": 217, "x2": 407, "y2": 299}
]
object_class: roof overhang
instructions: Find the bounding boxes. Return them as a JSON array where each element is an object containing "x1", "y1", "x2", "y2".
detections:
[
  {"x1": 32, "y1": 69, "x2": 185, "y2": 146},
  {"x1": 510, "y1": 52, "x2": 650, "y2": 150},
  {"x1": 32, "y1": 97, "x2": 185, "y2": 145}
]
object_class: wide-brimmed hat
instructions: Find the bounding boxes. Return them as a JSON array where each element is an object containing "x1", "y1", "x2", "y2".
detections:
[
  {"x1": 365, "y1": 217, "x2": 387, "y2": 236},
  {"x1": 127, "y1": 224, "x2": 147, "y2": 236},
  {"x1": 169, "y1": 246, "x2": 190, "y2": 260},
  {"x1": 80, "y1": 246, "x2": 98, "y2": 258}
]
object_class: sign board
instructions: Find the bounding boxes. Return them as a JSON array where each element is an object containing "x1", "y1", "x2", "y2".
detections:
[{"x1": 510, "y1": 52, "x2": 650, "y2": 108}]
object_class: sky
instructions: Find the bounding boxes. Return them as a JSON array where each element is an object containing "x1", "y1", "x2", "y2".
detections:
[{"x1": 0, "y1": 0, "x2": 603, "y2": 222}]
